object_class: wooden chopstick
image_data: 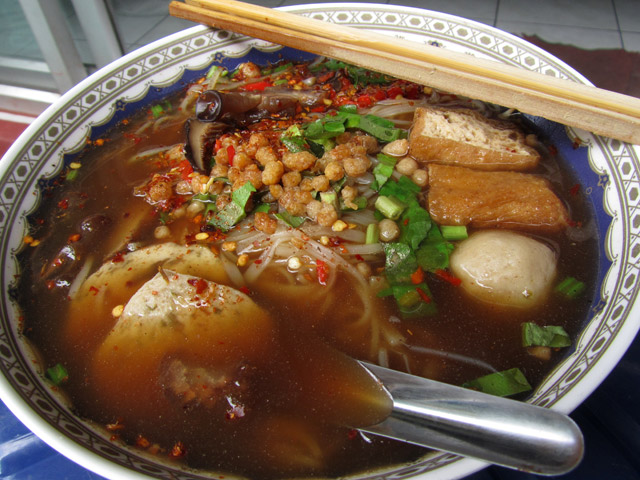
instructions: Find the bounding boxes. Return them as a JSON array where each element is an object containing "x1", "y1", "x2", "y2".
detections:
[{"x1": 169, "y1": 0, "x2": 640, "y2": 145}]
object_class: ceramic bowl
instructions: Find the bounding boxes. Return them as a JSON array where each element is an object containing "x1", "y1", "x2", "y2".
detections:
[{"x1": 1, "y1": 4, "x2": 639, "y2": 479}]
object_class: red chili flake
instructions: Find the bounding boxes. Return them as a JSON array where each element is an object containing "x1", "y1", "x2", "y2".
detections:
[
  {"x1": 187, "y1": 277, "x2": 208, "y2": 294},
  {"x1": 68, "y1": 233, "x2": 81, "y2": 242},
  {"x1": 57, "y1": 198, "x2": 69, "y2": 210},
  {"x1": 46, "y1": 280, "x2": 55, "y2": 290},
  {"x1": 110, "y1": 251, "x2": 125, "y2": 263},
  {"x1": 316, "y1": 259, "x2": 329, "y2": 286},
  {"x1": 567, "y1": 219, "x2": 583, "y2": 228},
  {"x1": 317, "y1": 71, "x2": 335, "y2": 83},
  {"x1": 416, "y1": 287, "x2": 431, "y2": 303},
  {"x1": 403, "y1": 218, "x2": 409, "y2": 226},
  {"x1": 347, "y1": 429, "x2": 358, "y2": 440},
  {"x1": 410, "y1": 267, "x2": 424, "y2": 285},
  {"x1": 123, "y1": 133, "x2": 142, "y2": 144},
  {"x1": 340, "y1": 77, "x2": 352, "y2": 90},
  {"x1": 89, "y1": 285, "x2": 100, "y2": 296},
  {"x1": 177, "y1": 159, "x2": 193, "y2": 181},
  {"x1": 373, "y1": 89, "x2": 387, "y2": 101},
  {"x1": 355, "y1": 254, "x2": 365, "y2": 262},
  {"x1": 227, "y1": 145, "x2": 235, "y2": 166},
  {"x1": 239, "y1": 286, "x2": 251, "y2": 296},
  {"x1": 569, "y1": 183, "x2": 580, "y2": 196},
  {"x1": 214, "y1": 138, "x2": 223, "y2": 153},
  {"x1": 240, "y1": 80, "x2": 272, "y2": 91},
  {"x1": 404, "y1": 83, "x2": 421, "y2": 99},
  {"x1": 254, "y1": 259, "x2": 262, "y2": 265},
  {"x1": 434, "y1": 269, "x2": 461, "y2": 286},
  {"x1": 135, "y1": 434, "x2": 151, "y2": 448},
  {"x1": 310, "y1": 105, "x2": 326, "y2": 113},
  {"x1": 356, "y1": 95, "x2": 372, "y2": 108},
  {"x1": 386, "y1": 86, "x2": 403, "y2": 98},
  {"x1": 168, "y1": 441, "x2": 186, "y2": 458}
]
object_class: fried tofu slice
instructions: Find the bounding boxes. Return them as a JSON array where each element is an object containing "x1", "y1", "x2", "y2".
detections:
[
  {"x1": 409, "y1": 107, "x2": 540, "y2": 171},
  {"x1": 427, "y1": 164, "x2": 569, "y2": 232}
]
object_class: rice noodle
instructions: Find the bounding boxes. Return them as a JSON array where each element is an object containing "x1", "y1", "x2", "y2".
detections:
[
  {"x1": 152, "y1": 115, "x2": 185, "y2": 132},
  {"x1": 299, "y1": 223, "x2": 366, "y2": 243},
  {"x1": 341, "y1": 243, "x2": 383, "y2": 256},
  {"x1": 241, "y1": 228, "x2": 375, "y2": 333},
  {"x1": 178, "y1": 84, "x2": 204, "y2": 112},
  {"x1": 365, "y1": 98, "x2": 429, "y2": 127},
  {"x1": 407, "y1": 345, "x2": 497, "y2": 373},
  {"x1": 342, "y1": 209, "x2": 377, "y2": 227},
  {"x1": 134, "y1": 119, "x2": 154, "y2": 135},
  {"x1": 129, "y1": 145, "x2": 176, "y2": 163},
  {"x1": 68, "y1": 257, "x2": 94, "y2": 300},
  {"x1": 219, "y1": 250, "x2": 246, "y2": 288}
]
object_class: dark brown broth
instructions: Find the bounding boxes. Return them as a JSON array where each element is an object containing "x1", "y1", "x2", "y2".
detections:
[{"x1": 17, "y1": 86, "x2": 598, "y2": 479}]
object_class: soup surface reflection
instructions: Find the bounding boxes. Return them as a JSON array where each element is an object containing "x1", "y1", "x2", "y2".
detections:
[{"x1": 18, "y1": 57, "x2": 597, "y2": 478}]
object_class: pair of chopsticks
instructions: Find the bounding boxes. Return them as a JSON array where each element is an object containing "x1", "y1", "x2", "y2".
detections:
[{"x1": 169, "y1": 0, "x2": 640, "y2": 145}]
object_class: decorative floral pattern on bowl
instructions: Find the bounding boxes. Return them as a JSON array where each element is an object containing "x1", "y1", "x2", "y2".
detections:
[{"x1": 0, "y1": 4, "x2": 638, "y2": 479}]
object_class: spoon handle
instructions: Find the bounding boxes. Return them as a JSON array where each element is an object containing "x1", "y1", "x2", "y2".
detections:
[{"x1": 359, "y1": 362, "x2": 584, "y2": 475}]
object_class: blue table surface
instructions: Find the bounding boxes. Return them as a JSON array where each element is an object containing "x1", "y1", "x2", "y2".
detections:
[{"x1": 2, "y1": 332, "x2": 639, "y2": 480}]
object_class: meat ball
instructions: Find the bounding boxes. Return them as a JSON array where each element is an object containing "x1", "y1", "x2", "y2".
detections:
[{"x1": 449, "y1": 230, "x2": 557, "y2": 308}]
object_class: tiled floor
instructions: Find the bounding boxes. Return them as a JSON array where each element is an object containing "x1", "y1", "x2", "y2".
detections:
[
  {"x1": 1, "y1": 0, "x2": 639, "y2": 67},
  {"x1": 119, "y1": 0, "x2": 640, "y2": 53}
]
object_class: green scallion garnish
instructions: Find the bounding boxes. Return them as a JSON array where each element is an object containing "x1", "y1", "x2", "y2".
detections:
[
  {"x1": 46, "y1": 363, "x2": 68, "y2": 385},
  {"x1": 554, "y1": 276, "x2": 586, "y2": 299},
  {"x1": 462, "y1": 368, "x2": 531, "y2": 397}
]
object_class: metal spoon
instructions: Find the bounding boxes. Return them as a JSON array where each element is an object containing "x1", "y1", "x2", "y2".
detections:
[{"x1": 358, "y1": 361, "x2": 584, "y2": 476}]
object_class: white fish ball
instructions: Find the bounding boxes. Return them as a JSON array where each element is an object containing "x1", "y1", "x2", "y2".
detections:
[{"x1": 450, "y1": 230, "x2": 557, "y2": 309}]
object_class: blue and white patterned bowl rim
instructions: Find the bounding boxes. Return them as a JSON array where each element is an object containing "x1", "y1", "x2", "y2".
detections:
[{"x1": 0, "y1": 4, "x2": 638, "y2": 480}]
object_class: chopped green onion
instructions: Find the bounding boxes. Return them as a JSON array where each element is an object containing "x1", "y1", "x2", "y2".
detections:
[
  {"x1": 522, "y1": 323, "x2": 571, "y2": 348},
  {"x1": 375, "y1": 195, "x2": 406, "y2": 220},
  {"x1": 273, "y1": 62, "x2": 293, "y2": 73},
  {"x1": 378, "y1": 175, "x2": 420, "y2": 204},
  {"x1": 46, "y1": 363, "x2": 68, "y2": 385},
  {"x1": 158, "y1": 212, "x2": 170, "y2": 225},
  {"x1": 192, "y1": 193, "x2": 216, "y2": 202},
  {"x1": 415, "y1": 226, "x2": 454, "y2": 272},
  {"x1": 324, "y1": 121, "x2": 345, "y2": 134},
  {"x1": 440, "y1": 225, "x2": 468, "y2": 241},
  {"x1": 340, "y1": 196, "x2": 367, "y2": 211},
  {"x1": 253, "y1": 203, "x2": 271, "y2": 213},
  {"x1": 274, "y1": 211, "x2": 305, "y2": 228},
  {"x1": 378, "y1": 283, "x2": 437, "y2": 317},
  {"x1": 366, "y1": 223, "x2": 380, "y2": 244},
  {"x1": 462, "y1": 368, "x2": 531, "y2": 397},
  {"x1": 399, "y1": 203, "x2": 431, "y2": 250},
  {"x1": 208, "y1": 182, "x2": 255, "y2": 231},
  {"x1": 320, "y1": 190, "x2": 339, "y2": 210},
  {"x1": 66, "y1": 169, "x2": 79, "y2": 182},
  {"x1": 232, "y1": 181, "x2": 256, "y2": 207},
  {"x1": 372, "y1": 153, "x2": 397, "y2": 191},
  {"x1": 206, "y1": 65, "x2": 224, "y2": 79},
  {"x1": 383, "y1": 243, "x2": 418, "y2": 285},
  {"x1": 274, "y1": 78, "x2": 289, "y2": 85},
  {"x1": 150, "y1": 104, "x2": 164, "y2": 118},
  {"x1": 338, "y1": 104, "x2": 358, "y2": 114},
  {"x1": 554, "y1": 276, "x2": 586, "y2": 299}
]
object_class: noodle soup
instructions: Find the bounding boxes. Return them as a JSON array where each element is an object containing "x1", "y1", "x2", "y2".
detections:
[{"x1": 17, "y1": 57, "x2": 597, "y2": 478}]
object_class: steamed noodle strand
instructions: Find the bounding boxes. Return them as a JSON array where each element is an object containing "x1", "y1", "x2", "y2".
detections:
[{"x1": 239, "y1": 227, "x2": 405, "y2": 359}]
